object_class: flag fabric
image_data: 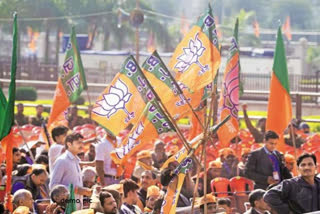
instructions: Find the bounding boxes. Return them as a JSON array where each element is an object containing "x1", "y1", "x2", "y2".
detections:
[
  {"x1": 217, "y1": 18, "x2": 240, "y2": 147},
  {"x1": 161, "y1": 157, "x2": 193, "y2": 214},
  {"x1": 65, "y1": 184, "x2": 77, "y2": 214},
  {"x1": 169, "y1": 5, "x2": 221, "y2": 92},
  {"x1": 48, "y1": 26, "x2": 87, "y2": 127},
  {"x1": 266, "y1": 27, "x2": 292, "y2": 152},
  {"x1": 253, "y1": 20, "x2": 260, "y2": 38},
  {"x1": 0, "y1": 13, "x2": 18, "y2": 212},
  {"x1": 147, "y1": 32, "x2": 156, "y2": 53},
  {"x1": 92, "y1": 56, "x2": 155, "y2": 136},
  {"x1": 110, "y1": 100, "x2": 174, "y2": 165},
  {"x1": 142, "y1": 51, "x2": 203, "y2": 120},
  {"x1": 282, "y1": 16, "x2": 292, "y2": 41}
]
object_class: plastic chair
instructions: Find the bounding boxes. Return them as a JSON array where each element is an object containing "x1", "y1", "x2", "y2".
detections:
[
  {"x1": 210, "y1": 177, "x2": 231, "y2": 197},
  {"x1": 230, "y1": 176, "x2": 254, "y2": 196}
]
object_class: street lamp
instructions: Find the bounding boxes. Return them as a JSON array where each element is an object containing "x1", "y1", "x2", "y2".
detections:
[{"x1": 130, "y1": 1, "x2": 144, "y2": 63}]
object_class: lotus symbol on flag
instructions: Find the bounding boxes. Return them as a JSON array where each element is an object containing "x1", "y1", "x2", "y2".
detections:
[
  {"x1": 174, "y1": 33, "x2": 209, "y2": 75},
  {"x1": 93, "y1": 79, "x2": 134, "y2": 122}
]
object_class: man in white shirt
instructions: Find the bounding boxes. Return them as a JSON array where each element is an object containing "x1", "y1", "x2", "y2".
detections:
[
  {"x1": 48, "y1": 126, "x2": 69, "y2": 173},
  {"x1": 95, "y1": 133, "x2": 118, "y2": 186},
  {"x1": 50, "y1": 132, "x2": 92, "y2": 209}
]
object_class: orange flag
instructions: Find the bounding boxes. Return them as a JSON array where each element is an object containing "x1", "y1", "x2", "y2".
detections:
[
  {"x1": 266, "y1": 27, "x2": 292, "y2": 152},
  {"x1": 142, "y1": 51, "x2": 203, "y2": 120},
  {"x1": 253, "y1": 20, "x2": 260, "y2": 38},
  {"x1": 92, "y1": 56, "x2": 154, "y2": 136},
  {"x1": 169, "y1": 5, "x2": 221, "y2": 92},
  {"x1": 217, "y1": 19, "x2": 240, "y2": 147},
  {"x1": 282, "y1": 16, "x2": 292, "y2": 41},
  {"x1": 110, "y1": 100, "x2": 174, "y2": 165},
  {"x1": 161, "y1": 157, "x2": 193, "y2": 214},
  {"x1": 48, "y1": 27, "x2": 87, "y2": 127}
]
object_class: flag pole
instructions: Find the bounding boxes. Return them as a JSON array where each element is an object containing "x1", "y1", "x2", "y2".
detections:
[
  {"x1": 154, "y1": 51, "x2": 205, "y2": 131},
  {"x1": 133, "y1": 57, "x2": 202, "y2": 167},
  {"x1": 14, "y1": 121, "x2": 35, "y2": 162},
  {"x1": 42, "y1": 121, "x2": 52, "y2": 147}
]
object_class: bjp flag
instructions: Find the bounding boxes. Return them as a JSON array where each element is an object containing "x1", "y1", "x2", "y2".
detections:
[
  {"x1": 266, "y1": 27, "x2": 292, "y2": 152},
  {"x1": 217, "y1": 19, "x2": 240, "y2": 147},
  {"x1": 161, "y1": 157, "x2": 193, "y2": 214},
  {"x1": 110, "y1": 100, "x2": 175, "y2": 165},
  {"x1": 92, "y1": 56, "x2": 155, "y2": 136},
  {"x1": 48, "y1": 26, "x2": 88, "y2": 127},
  {"x1": 169, "y1": 4, "x2": 221, "y2": 92},
  {"x1": 142, "y1": 51, "x2": 203, "y2": 120}
]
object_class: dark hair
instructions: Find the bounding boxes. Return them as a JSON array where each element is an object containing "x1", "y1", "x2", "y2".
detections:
[
  {"x1": 142, "y1": 170, "x2": 156, "y2": 180},
  {"x1": 35, "y1": 155, "x2": 48, "y2": 165},
  {"x1": 50, "y1": 185, "x2": 68, "y2": 203},
  {"x1": 31, "y1": 168, "x2": 47, "y2": 176},
  {"x1": 264, "y1": 130, "x2": 279, "y2": 141},
  {"x1": 99, "y1": 191, "x2": 113, "y2": 207},
  {"x1": 40, "y1": 150, "x2": 48, "y2": 157},
  {"x1": 121, "y1": 179, "x2": 139, "y2": 198},
  {"x1": 153, "y1": 198, "x2": 164, "y2": 212},
  {"x1": 15, "y1": 164, "x2": 31, "y2": 177},
  {"x1": 51, "y1": 126, "x2": 69, "y2": 142},
  {"x1": 103, "y1": 189, "x2": 120, "y2": 208},
  {"x1": 297, "y1": 153, "x2": 317, "y2": 166},
  {"x1": 248, "y1": 189, "x2": 266, "y2": 207},
  {"x1": 36, "y1": 104, "x2": 43, "y2": 109},
  {"x1": 160, "y1": 168, "x2": 174, "y2": 187},
  {"x1": 13, "y1": 147, "x2": 19, "y2": 154},
  {"x1": 65, "y1": 132, "x2": 84, "y2": 149},
  {"x1": 217, "y1": 198, "x2": 231, "y2": 207}
]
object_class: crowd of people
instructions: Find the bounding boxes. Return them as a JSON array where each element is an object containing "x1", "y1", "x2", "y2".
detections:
[{"x1": 0, "y1": 103, "x2": 319, "y2": 214}]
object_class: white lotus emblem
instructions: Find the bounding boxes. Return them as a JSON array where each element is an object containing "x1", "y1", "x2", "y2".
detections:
[
  {"x1": 93, "y1": 79, "x2": 134, "y2": 122},
  {"x1": 174, "y1": 33, "x2": 209, "y2": 75}
]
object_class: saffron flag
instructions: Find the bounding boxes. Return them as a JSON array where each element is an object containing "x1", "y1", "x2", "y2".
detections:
[
  {"x1": 266, "y1": 27, "x2": 292, "y2": 152},
  {"x1": 161, "y1": 157, "x2": 193, "y2": 214},
  {"x1": 217, "y1": 19, "x2": 240, "y2": 147},
  {"x1": 169, "y1": 4, "x2": 221, "y2": 92},
  {"x1": 0, "y1": 13, "x2": 18, "y2": 212},
  {"x1": 110, "y1": 100, "x2": 174, "y2": 165},
  {"x1": 142, "y1": 51, "x2": 202, "y2": 120},
  {"x1": 92, "y1": 56, "x2": 154, "y2": 136},
  {"x1": 253, "y1": 20, "x2": 260, "y2": 38},
  {"x1": 48, "y1": 26, "x2": 87, "y2": 127},
  {"x1": 282, "y1": 16, "x2": 292, "y2": 41}
]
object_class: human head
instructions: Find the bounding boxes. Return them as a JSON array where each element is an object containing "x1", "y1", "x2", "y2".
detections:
[
  {"x1": 99, "y1": 191, "x2": 117, "y2": 214},
  {"x1": 65, "y1": 132, "x2": 84, "y2": 155},
  {"x1": 140, "y1": 170, "x2": 155, "y2": 191},
  {"x1": 299, "y1": 122, "x2": 310, "y2": 134},
  {"x1": 241, "y1": 148, "x2": 250, "y2": 164},
  {"x1": 70, "y1": 105, "x2": 78, "y2": 116},
  {"x1": 35, "y1": 155, "x2": 49, "y2": 171},
  {"x1": 154, "y1": 140, "x2": 165, "y2": 154},
  {"x1": 17, "y1": 103, "x2": 24, "y2": 114},
  {"x1": 207, "y1": 160, "x2": 222, "y2": 179},
  {"x1": 199, "y1": 194, "x2": 217, "y2": 214},
  {"x1": 284, "y1": 154, "x2": 295, "y2": 172},
  {"x1": 146, "y1": 185, "x2": 160, "y2": 210},
  {"x1": 137, "y1": 150, "x2": 152, "y2": 166},
  {"x1": 121, "y1": 179, "x2": 139, "y2": 205},
  {"x1": 249, "y1": 189, "x2": 269, "y2": 210},
  {"x1": 50, "y1": 185, "x2": 69, "y2": 209},
  {"x1": 219, "y1": 148, "x2": 235, "y2": 163},
  {"x1": 264, "y1": 130, "x2": 279, "y2": 152},
  {"x1": 12, "y1": 189, "x2": 34, "y2": 211},
  {"x1": 103, "y1": 189, "x2": 122, "y2": 210},
  {"x1": 36, "y1": 104, "x2": 44, "y2": 116},
  {"x1": 13, "y1": 147, "x2": 21, "y2": 164},
  {"x1": 217, "y1": 198, "x2": 232, "y2": 214},
  {"x1": 30, "y1": 167, "x2": 48, "y2": 187},
  {"x1": 51, "y1": 126, "x2": 69, "y2": 143},
  {"x1": 297, "y1": 153, "x2": 317, "y2": 178},
  {"x1": 82, "y1": 167, "x2": 96, "y2": 188}
]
